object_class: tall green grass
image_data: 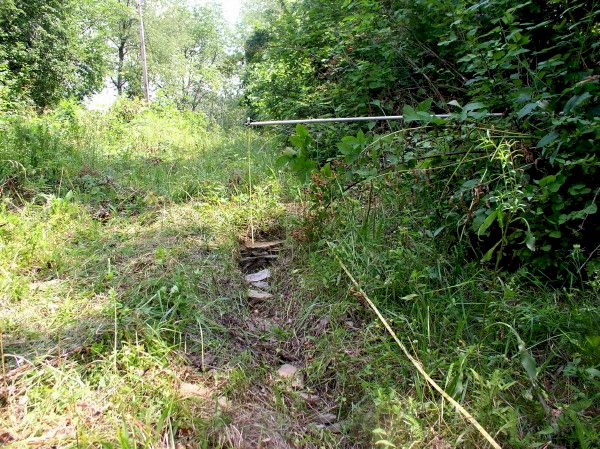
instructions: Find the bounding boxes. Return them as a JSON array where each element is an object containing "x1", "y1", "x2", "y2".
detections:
[
  {"x1": 0, "y1": 100, "x2": 289, "y2": 447},
  {"x1": 1, "y1": 100, "x2": 598, "y2": 448},
  {"x1": 293, "y1": 165, "x2": 600, "y2": 447}
]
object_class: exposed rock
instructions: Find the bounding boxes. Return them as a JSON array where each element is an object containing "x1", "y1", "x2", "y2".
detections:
[
  {"x1": 298, "y1": 392, "x2": 320, "y2": 403},
  {"x1": 315, "y1": 413, "x2": 337, "y2": 425},
  {"x1": 250, "y1": 280, "x2": 270, "y2": 290},
  {"x1": 245, "y1": 269, "x2": 271, "y2": 283},
  {"x1": 179, "y1": 382, "x2": 211, "y2": 399},
  {"x1": 277, "y1": 364, "x2": 304, "y2": 388},
  {"x1": 242, "y1": 240, "x2": 284, "y2": 250},
  {"x1": 277, "y1": 364, "x2": 298, "y2": 378},
  {"x1": 248, "y1": 289, "x2": 273, "y2": 300}
]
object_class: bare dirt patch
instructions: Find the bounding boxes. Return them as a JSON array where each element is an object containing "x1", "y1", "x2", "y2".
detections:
[{"x1": 212, "y1": 236, "x2": 347, "y2": 448}]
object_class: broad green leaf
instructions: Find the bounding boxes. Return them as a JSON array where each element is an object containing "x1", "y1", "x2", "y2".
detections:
[
  {"x1": 520, "y1": 348, "x2": 538, "y2": 384},
  {"x1": 517, "y1": 102, "x2": 538, "y2": 118},
  {"x1": 563, "y1": 92, "x2": 591, "y2": 114},
  {"x1": 525, "y1": 232, "x2": 536, "y2": 251},
  {"x1": 477, "y1": 209, "x2": 497, "y2": 236},
  {"x1": 538, "y1": 175, "x2": 556, "y2": 187},
  {"x1": 416, "y1": 98, "x2": 433, "y2": 112},
  {"x1": 463, "y1": 102, "x2": 486, "y2": 112},
  {"x1": 582, "y1": 203, "x2": 597, "y2": 215},
  {"x1": 536, "y1": 131, "x2": 559, "y2": 148},
  {"x1": 402, "y1": 105, "x2": 419, "y2": 122}
]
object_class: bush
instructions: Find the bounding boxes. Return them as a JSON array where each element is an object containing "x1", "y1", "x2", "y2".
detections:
[{"x1": 246, "y1": 0, "x2": 599, "y2": 278}]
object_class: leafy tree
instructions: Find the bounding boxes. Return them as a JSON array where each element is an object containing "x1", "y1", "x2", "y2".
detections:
[
  {"x1": 146, "y1": 2, "x2": 229, "y2": 111},
  {"x1": 99, "y1": 0, "x2": 232, "y2": 112},
  {"x1": 99, "y1": 0, "x2": 140, "y2": 96},
  {"x1": 0, "y1": 0, "x2": 109, "y2": 109}
]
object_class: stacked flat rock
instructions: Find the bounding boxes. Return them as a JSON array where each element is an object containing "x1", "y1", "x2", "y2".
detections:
[{"x1": 241, "y1": 240, "x2": 283, "y2": 300}]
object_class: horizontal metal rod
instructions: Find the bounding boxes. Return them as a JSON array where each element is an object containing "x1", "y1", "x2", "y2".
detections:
[{"x1": 246, "y1": 113, "x2": 503, "y2": 126}]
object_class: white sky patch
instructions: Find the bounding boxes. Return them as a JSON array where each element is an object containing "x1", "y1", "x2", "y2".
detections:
[
  {"x1": 189, "y1": 0, "x2": 243, "y2": 25},
  {"x1": 221, "y1": 0, "x2": 243, "y2": 25}
]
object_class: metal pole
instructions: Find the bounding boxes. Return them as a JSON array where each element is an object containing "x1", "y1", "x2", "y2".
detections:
[
  {"x1": 246, "y1": 113, "x2": 503, "y2": 126},
  {"x1": 137, "y1": 0, "x2": 150, "y2": 102}
]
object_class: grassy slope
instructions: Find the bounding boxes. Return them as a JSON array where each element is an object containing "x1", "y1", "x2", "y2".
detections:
[{"x1": 1, "y1": 103, "x2": 598, "y2": 448}]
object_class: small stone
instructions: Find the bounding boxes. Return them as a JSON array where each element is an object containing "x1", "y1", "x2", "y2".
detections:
[
  {"x1": 250, "y1": 281, "x2": 270, "y2": 290},
  {"x1": 248, "y1": 289, "x2": 273, "y2": 300},
  {"x1": 179, "y1": 382, "x2": 210, "y2": 398},
  {"x1": 329, "y1": 422, "x2": 342, "y2": 433},
  {"x1": 245, "y1": 269, "x2": 271, "y2": 283},
  {"x1": 277, "y1": 364, "x2": 298, "y2": 378},
  {"x1": 298, "y1": 392, "x2": 320, "y2": 403},
  {"x1": 243, "y1": 240, "x2": 284, "y2": 249},
  {"x1": 277, "y1": 364, "x2": 304, "y2": 388}
]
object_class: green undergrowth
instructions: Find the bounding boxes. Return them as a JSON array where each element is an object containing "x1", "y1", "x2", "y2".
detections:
[
  {"x1": 291, "y1": 170, "x2": 600, "y2": 448},
  {"x1": 1, "y1": 102, "x2": 598, "y2": 448},
  {"x1": 0, "y1": 102, "x2": 291, "y2": 447}
]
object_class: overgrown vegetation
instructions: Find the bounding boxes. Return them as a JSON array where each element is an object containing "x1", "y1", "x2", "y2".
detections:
[
  {"x1": 244, "y1": 0, "x2": 599, "y2": 274},
  {"x1": 1, "y1": 0, "x2": 598, "y2": 448},
  {"x1": 1, "y1": 102, "x2": 290, "y2": 446}
]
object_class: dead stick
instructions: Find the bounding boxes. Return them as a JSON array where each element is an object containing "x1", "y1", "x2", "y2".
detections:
[{"x1": 331, "y1": 249, "x2": 502, "y2": 449}]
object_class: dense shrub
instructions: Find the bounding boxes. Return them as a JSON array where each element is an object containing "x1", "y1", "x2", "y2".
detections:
[{"x1": 244, "y1": 0, "x2": 599, "y2": 276}]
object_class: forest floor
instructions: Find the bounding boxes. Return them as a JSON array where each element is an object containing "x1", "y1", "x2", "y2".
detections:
[
  {"x1": 0, "y1": 193, "x2": 353, "y2": 448},
  {"x1": 1, "y1": 108, "x2": 598, "y2": 448}
]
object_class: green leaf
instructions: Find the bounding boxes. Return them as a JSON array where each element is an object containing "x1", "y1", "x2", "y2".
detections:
[
  {"x1": 525, "y1": 232, "x2": 536, "y2": 251},
  {"x1": 481, "y1": 240, "x2": 501, "y2": 262},
  {"x1": 563, "y1": 92, "x2": 591, "y2": 114},
  {"x1": 501, "y1": 323, "x2": 539, "y2": 385},
  {"x1": 517, "y1": 102, "x2": 538, "y2": 118},
  {"x1": 477, "y1": 209, "x2": 497, "y2": 236},
  {"x1": 568, "y1": 184, "x2": 591, "y2": 195},
  {"x1": 538, "y1": 175, "x2": 556, "y2": 187},
  {"x1": 463, "y1": 102, "x2": 486, "y2": 112},
  {"x1": 520, "y1": 349, "x2": 538, "y2": 384},
  {"x1": 295, "y1": 124, "x2": 309, "y2": 138},
  {"x1": 402, "y1": 105, "x2": 419, "y2": 122},
  {"x1": 416, "y1": 98, "x2": 433, "y2": 112},
  {"x1": 582, "y1": 203, "x2": 597, "y2": 215},
  {"x1": 536, "y1": 131, "x2": 559, "y2": 148}
]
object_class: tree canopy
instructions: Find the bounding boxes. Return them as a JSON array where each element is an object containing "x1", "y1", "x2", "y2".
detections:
[{"x1": 0, "y1": 0, "x2": 108, "y2": 109}]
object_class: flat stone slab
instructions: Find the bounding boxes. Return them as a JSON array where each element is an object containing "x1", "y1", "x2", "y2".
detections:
[
  {"x1": 277, "y1": 363, "x2": 304, "y2": 388},
  {"x1": 245, "y1": 269, "x2": 271, "y2": 283},
  {"x1": 248, "y1": 289, "x2": 273, "y2": 300},
  {"x1": 250, "y1": 281, "x2": 270, "y2": 290},
  {"x1": 243, "y1": 240, "x2": 284, "y2": 250}
]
